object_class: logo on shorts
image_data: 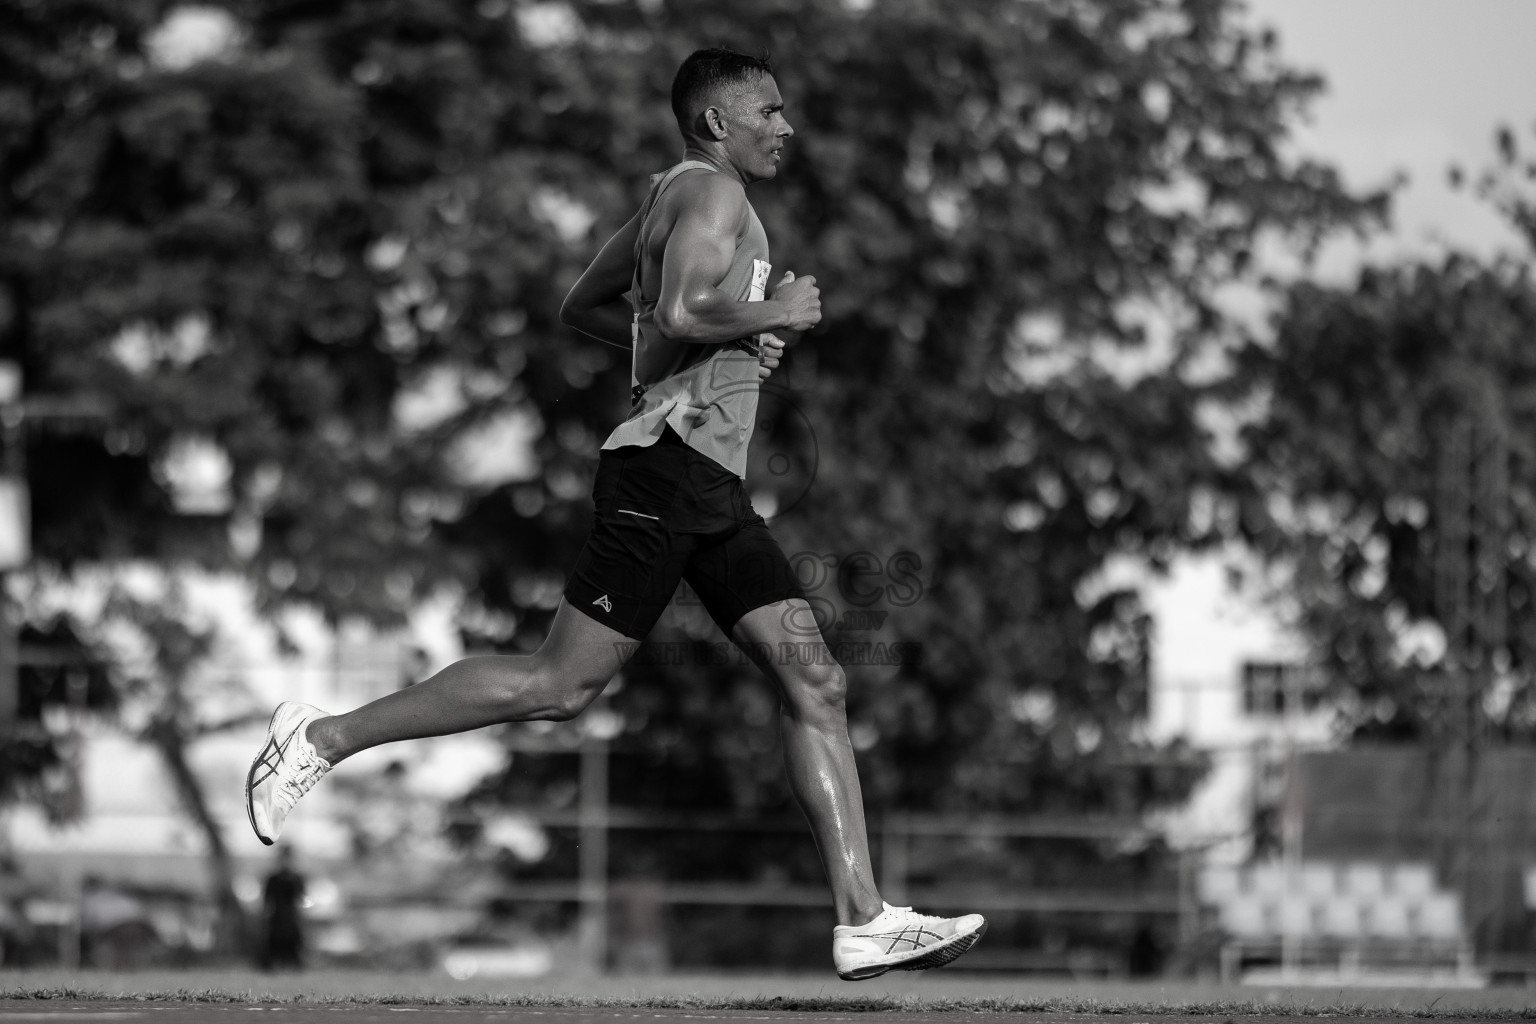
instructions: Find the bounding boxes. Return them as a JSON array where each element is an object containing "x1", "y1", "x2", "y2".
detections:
[{"x1": 593, "y1": 595, "x2": 613, "y2": 613}]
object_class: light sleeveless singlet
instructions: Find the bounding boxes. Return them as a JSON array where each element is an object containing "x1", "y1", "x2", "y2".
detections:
[{"x1": 600, "y1": 160, "x2": 772, "y2": 479}]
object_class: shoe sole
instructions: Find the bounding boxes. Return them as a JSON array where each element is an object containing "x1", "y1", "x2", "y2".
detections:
[
  {"x1": 244, "y1": 704, "x2": 286, "y2": 847},
  {"x1": 837, "y1": 920, "x2": 987, "y2": 981}
]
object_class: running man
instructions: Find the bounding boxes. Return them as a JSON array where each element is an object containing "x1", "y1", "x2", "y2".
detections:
[{"x1": 246, "y1": 48, "x2": 985, "y2": 981}]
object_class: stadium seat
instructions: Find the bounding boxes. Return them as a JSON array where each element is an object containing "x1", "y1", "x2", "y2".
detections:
[
  {"x1": 1278, "y1": 899, "x2": 1313, "y2": 937},
  {"x1": 1368, "y1": 898, "x2": 1411, "y2": 939},
  {"x1": 1300, "y1": 862, "x2": 1337, "y2": 898},
  {"x1": 1219, "y1": 897, "x2": 1271, "y2": 938},
  {"x1": 1420, "y1": 894, "x2": 1461, "y2": 939},
  {"x1": 1392, "y1": 863, "x2": 1435, "y2": 899},
  {"x1": 1248, "y1": 862, "x2": 1288, "y2": 897},
  {"x1": 1321, "y1": 897, "x2": 1363, "y2": 938},
  {"x1": 1343, "y1": 861, "x2": 1384, "y2": 898}
]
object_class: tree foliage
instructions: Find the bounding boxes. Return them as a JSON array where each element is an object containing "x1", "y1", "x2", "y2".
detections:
[{"x1": 1233, "y1": 129, "x2": 1536, "y2": 740}]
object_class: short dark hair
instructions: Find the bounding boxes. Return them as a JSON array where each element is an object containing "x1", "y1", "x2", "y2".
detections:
[{"x1": 671, "y1": 48, "x2": 774, "y2": 139}]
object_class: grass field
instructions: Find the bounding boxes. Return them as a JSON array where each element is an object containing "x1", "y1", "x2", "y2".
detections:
[{"x1": 3, "y1": 967, "x2": 1536, "y2": 1018}]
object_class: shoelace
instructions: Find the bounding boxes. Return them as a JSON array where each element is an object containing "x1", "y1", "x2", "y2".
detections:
[
  {"x1": 874, "y1": 905, "x2": 954, "y2": 939},
  {"x1": 882, "y1": 905, "x2": 930, "y2": 923},
  {"x1": 275, "y1": 754, "x2": 328, "y2": 811}
]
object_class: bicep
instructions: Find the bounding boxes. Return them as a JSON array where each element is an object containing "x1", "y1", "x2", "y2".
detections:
[{"x1": 657, "y1": 186, "x2": 744, "y2": 311}]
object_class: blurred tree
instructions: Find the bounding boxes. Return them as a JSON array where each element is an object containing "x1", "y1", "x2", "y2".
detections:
[
  {"x1": 1232, "y1": 126, "x2": 1536, "y2": 741},
  {"x1": 103, "y1": 582, "x2": 260, "y2": 957},
  {"x1": 3, "y1": 0, "x2": 1377, "y2": 965},
  {"x1": 0, "y1": 617, "x2": 115, "y2": 819}
]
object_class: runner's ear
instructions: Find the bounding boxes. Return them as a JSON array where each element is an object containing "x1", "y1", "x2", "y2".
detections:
[{"x1": 705, "y1": 106, "x2": 728, "y2": 140}]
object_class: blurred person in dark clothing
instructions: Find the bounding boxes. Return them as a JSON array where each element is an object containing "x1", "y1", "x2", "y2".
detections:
[{"x1": 260, "y1": 846, "x2": 305, "y2": 970}]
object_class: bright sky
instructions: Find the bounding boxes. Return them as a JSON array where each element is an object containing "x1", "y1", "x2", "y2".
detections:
[{"x1": 1242, "y1": 0, "x2": 1536, "y2": 266}]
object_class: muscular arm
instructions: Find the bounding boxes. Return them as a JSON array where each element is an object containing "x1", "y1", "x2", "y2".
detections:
[
  {"x1": 653, "y1": 175, "x2": 799, "y2": 343},
  {"x1": 559, "y1": 210, "x2": 642, "y2": 349}
]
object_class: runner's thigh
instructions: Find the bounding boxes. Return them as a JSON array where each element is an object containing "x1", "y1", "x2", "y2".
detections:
[{"x1": 683, "y1": 517, "x2": 806, "y2": 638}]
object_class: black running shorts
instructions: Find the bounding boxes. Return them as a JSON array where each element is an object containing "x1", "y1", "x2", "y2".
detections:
[{"x1": 564, "y1": 428, "x2": 805, "y2": 640}]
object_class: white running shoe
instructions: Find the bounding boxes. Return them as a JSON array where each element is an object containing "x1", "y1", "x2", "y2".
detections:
[
  {"x1": 833, "y1": 902, "x2": 987, "y2": 981},
  {"x1": 245, "y1": 701, "x2": 332, "y2": 846}
]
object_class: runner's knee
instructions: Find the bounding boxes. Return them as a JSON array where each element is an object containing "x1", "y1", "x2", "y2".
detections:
[
  {"x1": 497, "y1": 654, "x2": 611, "y2": 724},
  {"x1": 521, "y1": 657, "x2": 612, "y2": 722},
  {"x1": 781, "y1": 661, "x2": 847, "y2": 719},
  {"x1": 544, "y1": 678, "x2": 607, "y2": 721}
]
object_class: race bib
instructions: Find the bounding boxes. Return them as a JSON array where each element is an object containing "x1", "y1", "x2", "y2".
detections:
[{"x1": 748, "y1": 259, "x2": 771, "y2": 302}]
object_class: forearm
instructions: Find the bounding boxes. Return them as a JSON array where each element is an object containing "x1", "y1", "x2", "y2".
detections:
[
  {"x1": 559, "y1": 209, "x2": 642, "y2": 349},
  {"x1": 657, "y1": 290, "x2": 791, "y2": 345},
  {"x1": 562, "y1": 299, "x2": 634, "y2": 350}
]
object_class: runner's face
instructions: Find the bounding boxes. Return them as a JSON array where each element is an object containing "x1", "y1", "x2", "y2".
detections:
[{"x1": 721, "y1": 76, "x2": 793, "y2": 182}]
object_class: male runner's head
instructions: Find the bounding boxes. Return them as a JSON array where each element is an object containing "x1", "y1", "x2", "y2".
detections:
[{"x1": 671, "y1": 47, "x2": 792, "y2": 183}]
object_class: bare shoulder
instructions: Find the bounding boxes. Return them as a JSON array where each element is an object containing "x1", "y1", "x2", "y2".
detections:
[{"x1": 663, "y1": 169, "x2": 749, "y2": 235}]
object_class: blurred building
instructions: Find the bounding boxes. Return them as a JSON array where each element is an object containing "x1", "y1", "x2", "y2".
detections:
[{"x1": 1145, "y1": 551, "x2": 1328, "y2": 866}]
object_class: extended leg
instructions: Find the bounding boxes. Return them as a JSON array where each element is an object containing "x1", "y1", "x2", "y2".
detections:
[
  {"x1": 730, "y1": 599, "x2": 883, "y2": 927},
  {"x1": 247, "y1": 599, "x2": 631, "y2": 845},
  {"x1": 309, "y1": 599, "x2": 632, "y2": 764}
]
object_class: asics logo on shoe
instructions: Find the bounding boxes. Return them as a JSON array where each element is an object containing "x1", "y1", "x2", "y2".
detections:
[
  {"x1": 868, "y1": 926, "x2": 944, "y2": 953},
  {"x1": 593, "y1": 595, "x2": 613, "y2": 613},
  {"x1": 248, "y1": 728, "x2": 300, "y2": 791}
]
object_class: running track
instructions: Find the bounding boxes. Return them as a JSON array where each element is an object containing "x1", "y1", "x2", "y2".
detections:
[{"x1": 0, "y1": 1004, "x2": 1511, "y2": 1024}]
